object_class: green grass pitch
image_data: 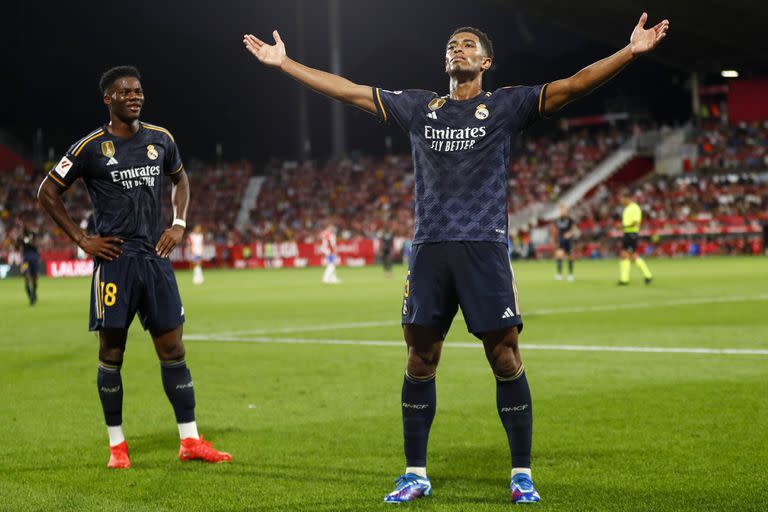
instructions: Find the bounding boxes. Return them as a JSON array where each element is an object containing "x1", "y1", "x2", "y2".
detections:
[{"x1": 1, "y1": 257, "x2": 766, "y2": 511}]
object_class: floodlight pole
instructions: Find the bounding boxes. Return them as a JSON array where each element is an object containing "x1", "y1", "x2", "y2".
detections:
[
  {"x1": 329, "y1": 0, "x2": 346, "y2": 159},
  {"x1": 691, "y1": 71, "x2": 700, "y2": 119}
]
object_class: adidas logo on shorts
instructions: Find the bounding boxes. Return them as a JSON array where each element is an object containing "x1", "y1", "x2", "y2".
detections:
[{"x1": 501, "y1": 307, "x2": 515, "y2": 319}]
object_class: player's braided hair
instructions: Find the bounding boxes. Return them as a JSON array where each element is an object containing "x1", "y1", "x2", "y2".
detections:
[
  {"x1": 449, "y1": 26, "x2": 494, "y2": 61},
  {"x1": 99, "y1": 65, "x2": 141, "y2": 95}
]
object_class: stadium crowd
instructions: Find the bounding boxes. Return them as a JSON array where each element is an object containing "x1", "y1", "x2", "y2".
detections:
[
  {"x1": 245, "y1": 155, "x2": 414, "y2": 244},
  {"x1": 508, "y1": 127, "x2": 626, "y2": 212},
  {"x1": 0, "y1": 160, "x2": 252, "y2": 261},
  {"x1": 689, "y1": 120, "x2": 768, "y2": 171},
  {"x1": 2, "y1": 121, "x2": 766, "y2": 261},
  {"x1": 569, "y1": 121, "x2": 768, "y2": 256},
  {"x1": 246, "y1": 127, "x2": 626, "y2": 243}
]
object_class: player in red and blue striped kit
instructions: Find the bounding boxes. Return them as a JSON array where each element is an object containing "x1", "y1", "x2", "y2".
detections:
[{"x1": 244, "y1": 12, "x2": 668, "y2": 503}]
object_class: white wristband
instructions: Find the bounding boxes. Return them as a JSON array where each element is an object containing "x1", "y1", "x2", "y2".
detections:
[{"x1": 172, "y1": 218, "x2": 187, "y2": 229}]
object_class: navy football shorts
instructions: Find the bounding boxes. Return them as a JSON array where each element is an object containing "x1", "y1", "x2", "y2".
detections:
[
  {"x1": 401, "y1": 242, "x2": 523, "y2": 339},
  {"x1": 21, "y1": 253, "x2": 40, "y2": 277},
  {"x1": 621, "y1": 233, "x2": 639, "y2": 253},
  {"x1": 558, "y1": 239, "x2": 572, "y2": 255},
  {"x1": 89, "y1": 255, "x2": 184, "y2": 332}
]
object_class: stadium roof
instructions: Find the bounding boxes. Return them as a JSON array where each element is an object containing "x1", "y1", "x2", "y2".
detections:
[{"x1": 503, "y1": 0, "x2": 767, "y2": 74}]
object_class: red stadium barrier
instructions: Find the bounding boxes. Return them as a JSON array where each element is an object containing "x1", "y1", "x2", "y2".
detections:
[{"x1": 168, "y1": 239, "x2": 378, "y2": 270}]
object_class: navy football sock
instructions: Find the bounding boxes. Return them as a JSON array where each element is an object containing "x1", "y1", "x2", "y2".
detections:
[
  {"x1": 568, "y1": 260, "x2": 574, "y2": 274},
  {"x1": 402, "y1": 372, "x2": 436, "y2": 467},
  {"x1": 556, "y1": 259, "x2": 563, "y2": 274},
  {"x1": 161, "y1": 359, "x2": 196, "y2": 423},
  {"x1": 97, "y1": 361, "x2": 124, "y2": 426},
  {"x1": 496, "y1": 368, "x2": 533, "y2": 468},
  {"x1": 24, "y1": 279, "x2": 33, "y2": 303}
]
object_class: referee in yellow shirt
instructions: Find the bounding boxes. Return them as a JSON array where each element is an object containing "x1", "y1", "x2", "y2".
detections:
[{"x1": 618, "y1": 190, "x2": 652, "y2": 285}]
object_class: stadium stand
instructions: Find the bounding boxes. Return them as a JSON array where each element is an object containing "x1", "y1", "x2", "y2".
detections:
[
  {"x1": 508, "y1": 127, "x2": 627, "y2": 212},
  {"x1": 0, "y1": 160, "x2": 252, "y2": 263},
  {"x1": 2, "y1": 121, "x2": 766, "y2": 264},
  {"x1": 246, "y1": 155, "x2": 414, "y2": 243}
]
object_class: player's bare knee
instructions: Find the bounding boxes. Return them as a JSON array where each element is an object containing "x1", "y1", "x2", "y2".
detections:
[
  {"x1": 490, "y1": 350, "x2": 522, "y2": 378},
  {"x1": 99, "y1": 346, "x2": 125, "y2": 365},
  {"x1": 98, "y1": 329, "x2": 127, "y2": 363},
  {"x1": 483, "y1": 328, "x2": 522, "y2": 378},
  {"x1": 156, "y1": 340, "x2": 185, "y2": 362},
  {"x1": 488, "y1": 340, "x2": 522, "y2": 377},
  {"x1": 406, "y1": 348, "x2": 440, "y2": 378},
  {"x1": 151, "y1": 326, "x2": 185, "y2": 361}
]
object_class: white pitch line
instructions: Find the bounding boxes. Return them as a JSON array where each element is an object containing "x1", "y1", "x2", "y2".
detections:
[
  {"x1": 527, "y1": 293, "x2": 768, "y2": 316},
  {"x1": 183, "y1": 334, "x2": 768, "y2": 356},
  {"x1": 193, "y1": 294, "x2": 768, "y2": 338},
  {"x1": 210, "y1": 320, "x2": 398, "y2": 337}
]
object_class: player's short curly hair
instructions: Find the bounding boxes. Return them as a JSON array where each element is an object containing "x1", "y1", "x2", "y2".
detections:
[
  {"x1": 99, "y1": 66, "x2": 141, "y2": 95},
  {"x1": 448, "y1": 26, "x2": 494, "y2": 61}
]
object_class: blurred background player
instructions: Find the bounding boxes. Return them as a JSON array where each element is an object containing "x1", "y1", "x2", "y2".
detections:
[
  {"x1": 320, "y1": 223, "x2": 340, "y2": 284},
  {"x1": 37, "y1": 65, "x2": 230, "y2": 469},
  {"x1": 245, "y1": 9, "x2": 668, "y2": 504},
  {"x1": 618, "y1": 189, "x2": 653, "y2": 285},
  {"x1": 188, "y1": 224, "x2": 205, "y2": 285},
  {"x1": 552, "y1": 204, "x2": 577, "y2": 281},
  {"x1": 18, "y1": 222, "x2": 41, "y2": 305},
  {"x1": 380, "y1": 223, "x2": 394, "y2": 278}
]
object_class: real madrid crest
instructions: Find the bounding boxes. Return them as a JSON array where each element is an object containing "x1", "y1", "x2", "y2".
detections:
[
  {"x1": 428, "y1": 97, "x2": 447, "y2": 111},
  {"x1": 475, "y1": 103, "x2": 490, "y2": 120},
  {"x1": 147, "y1": 144, "x2": 159, "y2": 160}
]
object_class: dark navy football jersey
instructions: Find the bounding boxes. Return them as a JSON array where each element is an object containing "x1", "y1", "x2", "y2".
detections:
[
  {"x1": 373, "y1": 85, "x2": 546, "y2": 244},
  {"x1": 19, "y1": 230, "x2": 39, "y2": 256},
  {"x1": 555, "y1": 216, "x2": 574, "y2": 242},
  {"x1": 48, "y1": 122, "x2": 183, "y2": 256}
]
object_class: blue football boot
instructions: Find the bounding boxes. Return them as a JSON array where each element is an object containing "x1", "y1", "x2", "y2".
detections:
[
  {"x1": 510, "y1": 473, "x2": 540, "y2": 504},
  {"x1": 384, "y1": 473, "x2": 432, "y2": 503}
]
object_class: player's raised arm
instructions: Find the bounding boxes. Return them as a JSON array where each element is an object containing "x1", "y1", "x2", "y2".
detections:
[
  {"x1": 543, "y1": 13, "x2": 669, "y2": 115},
  {"x1": 243, "y1": 30, "x2": 377, "y2": 115}
]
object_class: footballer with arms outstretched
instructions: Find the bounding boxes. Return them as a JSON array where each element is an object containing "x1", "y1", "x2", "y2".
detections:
[
  {"x1": 38, "y1": 66, "x2": 231, "y2": 469},
  {"x1": 244, "y1": 13, "x2": 668, "y2": 503}
]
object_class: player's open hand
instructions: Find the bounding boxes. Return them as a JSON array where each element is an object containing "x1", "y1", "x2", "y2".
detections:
[
  {"x1": 156, "y1": 225, "x2": 184, "y2": 258},
  {"x1": 243, "y1": 30, "x2": 287, "y2": 69},
  {"x1": 629, "y1": 12, "x2": 669, "y2": 56},
  {"x1": 79, "y1": 235, "x2": 123, "y2": 261}
]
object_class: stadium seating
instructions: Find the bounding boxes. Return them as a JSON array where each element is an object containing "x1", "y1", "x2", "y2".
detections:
[
  {"x1": 246, "y1": 155, "x2": 414, "y2": 243},
  {"x1": 508, "y1": 128, "x2": 626, "y2": 213},
  {"x1": 689, "y1": 121, "x2": 768, "y2": 171},
  {"x1": 0, "y1": 160, "x2": 252, "y2": 262},
  {"x1": 3, "y1": 122, "x2": 766, "y2": 262},
  {"x1": 572, "y1": 169, "x2": 768, "y2": 256},
  {"x1": 247, "y1": 128, "x2": 625, "y2": 243}
]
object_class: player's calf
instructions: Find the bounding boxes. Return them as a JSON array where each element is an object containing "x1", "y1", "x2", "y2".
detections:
[
  {"x1": 97, "y1": 359, "x2": 130, "y2": 468},
  {"x1": 482, "y1": 328, "x2": 536, "y2": 501}
]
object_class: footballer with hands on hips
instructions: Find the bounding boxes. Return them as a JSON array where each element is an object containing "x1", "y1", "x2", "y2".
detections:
[{"x1": 38, "y1": 65, "x2": 231, "y2": 469}]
